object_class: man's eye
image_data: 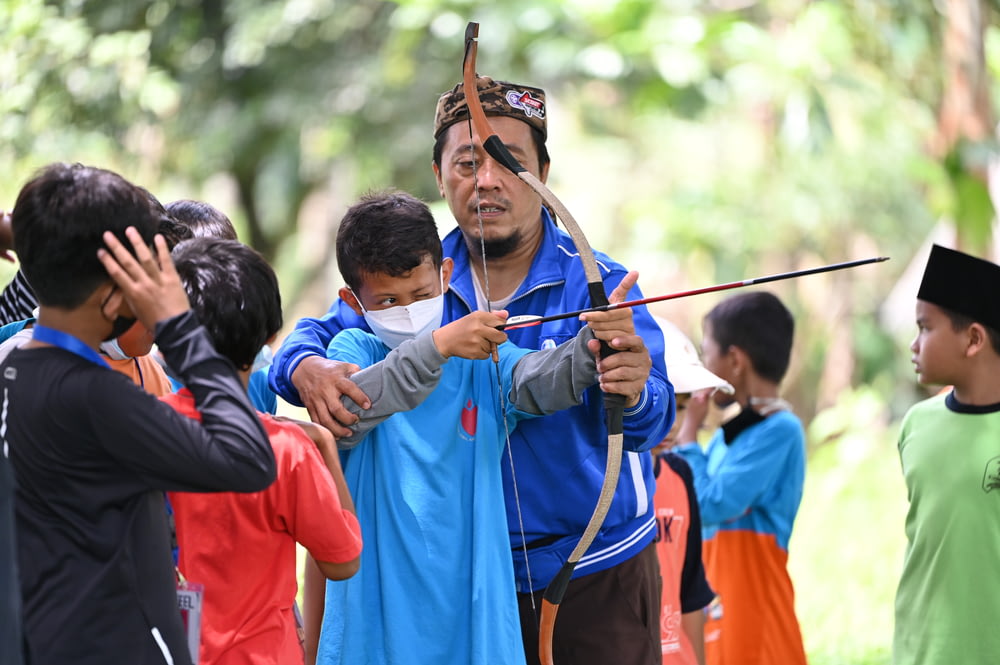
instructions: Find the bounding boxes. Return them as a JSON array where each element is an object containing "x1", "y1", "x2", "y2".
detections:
[{"x1": 377, "y1": 297, "x2": 397, "y2": 306}]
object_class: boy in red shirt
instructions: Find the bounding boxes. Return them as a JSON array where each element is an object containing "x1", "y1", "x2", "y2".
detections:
[{"x1": 165, "y1": 238, "x2": 362, "y2": 665}]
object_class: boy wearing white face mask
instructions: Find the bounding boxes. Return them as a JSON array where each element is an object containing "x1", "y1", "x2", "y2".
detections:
[{"x1": 306, "y1": 190, "x2": 650, "y2": 665}]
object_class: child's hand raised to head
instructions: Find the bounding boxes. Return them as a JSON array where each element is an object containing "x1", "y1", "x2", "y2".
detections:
[
  {"x1": 432, "y1": 310, "x2": 509, "y2": 360},
  {"x1": 580, "y1": 270, "x2": 651, "y2": 408},
  {"x1": 97, "y1": 227, "x2": 190, "y2": 330}
]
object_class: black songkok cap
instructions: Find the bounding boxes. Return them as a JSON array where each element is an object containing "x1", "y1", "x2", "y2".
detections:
[{"x1": 918, "y1": 244, "x2": 1000, "y2": 331}]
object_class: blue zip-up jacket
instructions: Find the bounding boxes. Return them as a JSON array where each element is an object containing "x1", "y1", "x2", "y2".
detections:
[{"x1": 270, "y1": 210, "x2": 674, "y2": 591}]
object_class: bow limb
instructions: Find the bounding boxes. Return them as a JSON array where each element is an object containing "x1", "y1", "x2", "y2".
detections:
[{"x1": 464, "y1": 22, "x2": 626, "y2": 665}]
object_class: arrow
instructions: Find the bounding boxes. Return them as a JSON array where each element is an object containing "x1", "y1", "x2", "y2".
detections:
[{"x1": 500, "y1": 256, "x2": 890, "y2": 331}]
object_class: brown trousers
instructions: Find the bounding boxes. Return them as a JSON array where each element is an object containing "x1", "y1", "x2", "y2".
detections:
[{"x1": 517, "y1": 540, "x2": 662, "y2": 665}]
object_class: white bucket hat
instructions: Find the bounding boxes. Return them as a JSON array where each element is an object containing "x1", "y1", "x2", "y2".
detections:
[{"x1": 654, "y1": 316, "x2": 733, "y2": 395}]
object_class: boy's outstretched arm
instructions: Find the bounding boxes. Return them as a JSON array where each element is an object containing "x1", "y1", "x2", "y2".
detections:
[
  {"x1": 431, "y1": 309, "x2": 508, "y2": 360},
  {"x1": 333, "y1": 310, "x2": 509, "y2": 448},
  {"x1": 507, "y1": 271, "x2": 654, "y2": 416},
  {"x1": 581, "y1": 270, "x2": 652, "y2": 407}
]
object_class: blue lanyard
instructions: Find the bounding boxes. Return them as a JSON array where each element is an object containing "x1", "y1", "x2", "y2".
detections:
[
  {"x1": 133, "y1": 357, "x2": 144, "y2": 388},
  {"x1": 32, "y1": 325, "x2": 110, "y2": 369}
]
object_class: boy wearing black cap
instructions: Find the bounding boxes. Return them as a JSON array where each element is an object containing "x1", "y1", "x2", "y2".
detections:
[{"x1": 893, "y1": 244, "x2": 1000, "y2": 665}]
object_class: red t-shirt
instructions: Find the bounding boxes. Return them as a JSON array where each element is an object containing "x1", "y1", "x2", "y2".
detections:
[{"x1": 165, "y1": 390, "x2": 362, "y2": 665}]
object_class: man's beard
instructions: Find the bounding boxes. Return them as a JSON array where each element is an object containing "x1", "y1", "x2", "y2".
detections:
[{"x1": 467, "y1": 229, "x2": 523, "y2": 260}]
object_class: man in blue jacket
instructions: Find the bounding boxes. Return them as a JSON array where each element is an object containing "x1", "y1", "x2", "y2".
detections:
[{"x1": 270, "y1": 77, "x2": 674, "y2": 665}]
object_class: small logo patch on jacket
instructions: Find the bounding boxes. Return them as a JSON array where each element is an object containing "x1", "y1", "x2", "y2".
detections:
[{"x1": 460, "y1": 399, "x2": 478, "y2": 440}]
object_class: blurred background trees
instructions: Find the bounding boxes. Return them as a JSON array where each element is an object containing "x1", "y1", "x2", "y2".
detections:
[
  {"x1": 5, "y1": 0, "x2": 997, "y2": 420},
  {"x1": 3, "y1": 1, "x2": 998, "y2": 661}
]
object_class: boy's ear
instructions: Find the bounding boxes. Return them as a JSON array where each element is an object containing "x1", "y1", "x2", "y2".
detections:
[
  {"x1": 340, "y1": 286, "x2": 364, "y2": 317},
  {"x1": 441, "y1": 257, "x2": 454, "y2": 293},
  {"x1": 966, "y1": 322, "x2": 989, "y2": 358},
  {"x1": 727, "y1": 345, "x2": 750, "y2": 380}
]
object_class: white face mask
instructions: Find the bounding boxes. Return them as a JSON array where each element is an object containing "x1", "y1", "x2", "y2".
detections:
[
  {"x1": 251, "y1": 344, "x2": 274, "y2": 373},
  {"x1": 99, "y1": 337, "x2": 130, "y2": 361},
  {"x1": 352, "y1": 276, "x2": 446, "y2": 350}
]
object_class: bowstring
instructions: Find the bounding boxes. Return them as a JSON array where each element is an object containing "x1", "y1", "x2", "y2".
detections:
[{"x1": 466, "y1": 93, "x2": 536, "y2": 613}]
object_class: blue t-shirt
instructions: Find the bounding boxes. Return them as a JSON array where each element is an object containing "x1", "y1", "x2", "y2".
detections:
[
  {"x1": 316, "y1": 329, "x2": 531, "y2": 665},
  {"x1": 0, "y1": 318, "x2": 31, "y2": 345},
  {"x1": 167, "y1": 366, "x2": 276, "y2": 415}
]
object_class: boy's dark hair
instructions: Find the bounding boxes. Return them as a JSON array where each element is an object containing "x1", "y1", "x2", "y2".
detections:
[
  {"x1": 335, "y1": 191, "x2": 442, "y2": 290},
  {"x1": 705, "y1": 291, "x2": 794, "y2": 384},
  {"x1": 156, "y1": 217, "x2": 195, "y2": 249},
  {"x1": 166, "y1": 200, "x2": 238, "y2": 241},
  {"x1": 941, "y1": 307, "x2": 1000, "y2": 356},
  {"x1": 171, "y1": 238, "x2": 282, "y2": 371},
  {"x1": 11, "y1": 163, "x2": 162, "y2": 308}
]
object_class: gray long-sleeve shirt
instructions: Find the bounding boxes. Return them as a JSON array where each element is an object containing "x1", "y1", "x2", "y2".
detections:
[{"x1": 337, "y1": 327, "x2": 599, "y2": 448}]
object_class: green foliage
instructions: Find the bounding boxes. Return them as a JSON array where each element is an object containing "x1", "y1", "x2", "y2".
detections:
[
  {"x1": 792, "y1": 385, "x2": 905, "y2": 662},
  {"x1": 0, "y1": 0, "x2": 996, "y2": 431},
  {"x1": 942, "y1": 143, "x2": 998, "y2": 253}
]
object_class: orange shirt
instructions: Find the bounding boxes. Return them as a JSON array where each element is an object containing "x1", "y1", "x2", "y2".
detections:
[
  {"x1": 106, "y1": 354, "x2": 174, "y2": 397},
  {"x1": 702, "y1": 531, "x2": 806, "y2": 665},
  {"x1": 654, "y1": 453, "x2": 714, "y2": 665}
]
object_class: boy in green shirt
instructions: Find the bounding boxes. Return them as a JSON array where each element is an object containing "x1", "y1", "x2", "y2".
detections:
[{"x1": 894, "y1": 244, "x2": 1000, "y2": 665}]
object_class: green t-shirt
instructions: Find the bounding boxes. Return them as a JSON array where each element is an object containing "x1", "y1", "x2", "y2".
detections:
[{"x1": 894, "y1": 392, "x2": 1000, "y2": 665}]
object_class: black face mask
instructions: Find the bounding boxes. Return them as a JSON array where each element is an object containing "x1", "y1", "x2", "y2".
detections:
[
  {"x1": 100, "y1": 286, "x2": 137, "y2": 342},
  {"x1": 104, "y1": 314, "x2": 137, "y2": 342}
]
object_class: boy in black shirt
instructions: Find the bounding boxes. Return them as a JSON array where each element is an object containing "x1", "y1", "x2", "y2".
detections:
[{"x1": 2, "y1": 163, "x2": 276, "y2": 665}]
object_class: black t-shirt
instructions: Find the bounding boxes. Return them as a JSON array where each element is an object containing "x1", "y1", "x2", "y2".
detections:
[
  {"x1": 1, "y1": 449, "x2": 24, "y2": 665},
  {"x1": 4, "y1": 312, "x2": 274, "y2": 665}
]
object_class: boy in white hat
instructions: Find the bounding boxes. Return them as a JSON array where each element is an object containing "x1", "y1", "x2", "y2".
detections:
[{"x1": 652, "y1": 317, "x2": 731, "y2": 665}]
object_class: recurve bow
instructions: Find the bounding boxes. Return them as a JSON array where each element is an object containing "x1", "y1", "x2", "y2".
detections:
[{"x1": 462, "y1": 22, "x2": 627, "y2": 665}]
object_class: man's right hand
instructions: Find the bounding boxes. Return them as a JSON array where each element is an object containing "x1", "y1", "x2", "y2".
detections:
[{"x1": 292, "y1": 355, "x2": 371, "y2": 438}]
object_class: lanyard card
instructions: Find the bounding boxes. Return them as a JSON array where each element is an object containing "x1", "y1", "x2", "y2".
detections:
[{"x1": 177, "y1": 580, "x2": 205, "y2": 663}]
